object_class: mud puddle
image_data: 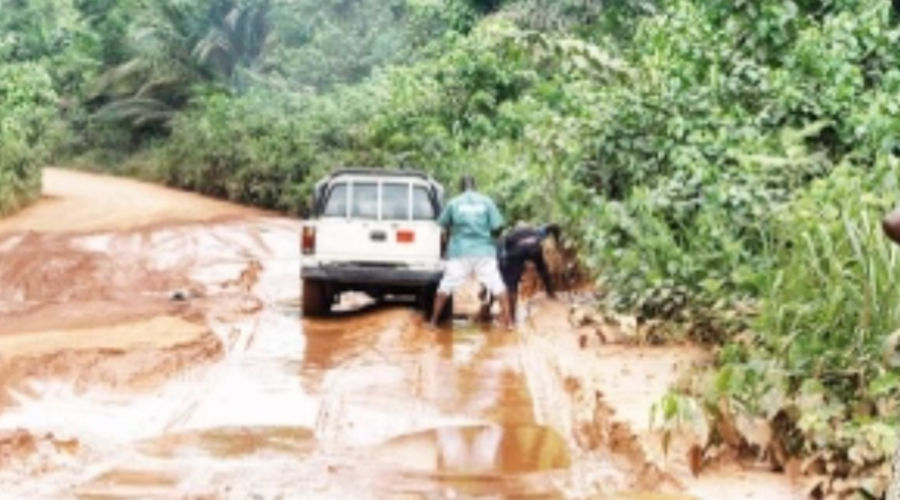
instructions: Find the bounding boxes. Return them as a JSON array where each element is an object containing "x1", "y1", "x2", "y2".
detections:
[{"x1": 0, "y1": 210, "x2": 593, "y2": 499}]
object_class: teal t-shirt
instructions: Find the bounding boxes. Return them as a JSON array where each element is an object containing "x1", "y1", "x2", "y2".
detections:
[{"x1": 437, "y1": 190, "x2": 505, "y2": 259}]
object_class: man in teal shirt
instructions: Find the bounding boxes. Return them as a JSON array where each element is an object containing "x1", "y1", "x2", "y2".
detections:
[{"x1": 429, "y1": 175, "x2": 512, "y2": 329}]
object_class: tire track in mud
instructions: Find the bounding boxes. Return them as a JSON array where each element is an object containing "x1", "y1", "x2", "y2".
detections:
[
  {"x1": 0, "y1": 232, "x2": 196, "y2": 329},
  {"x1": 0, "y1": 221, "x2": 284, "y2": 402},
  {"x1": 515, "y1": 301, "x2": 682, "y2": 498},
  {"x1": 0, "y1": 218, "x2": 307, "y2": 499}
]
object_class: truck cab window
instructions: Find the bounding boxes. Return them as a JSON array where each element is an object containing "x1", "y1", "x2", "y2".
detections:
[
  {"x1": 382, "y1": 183, "x2": 410, "y2": 220},
  {"x1": 351, "y1": 182, "x2": 378, "y2": 220},
  {"x1": 323, "y1": 183, "x2": 348, "y2": 217},
  {"x1": 413, "y1": 186, "x2": 436, "y2": 220}
]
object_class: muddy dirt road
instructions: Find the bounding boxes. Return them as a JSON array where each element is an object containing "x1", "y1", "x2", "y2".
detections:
[{"x1": 0, "y1": 169, "x2": 804, "y2": 499}]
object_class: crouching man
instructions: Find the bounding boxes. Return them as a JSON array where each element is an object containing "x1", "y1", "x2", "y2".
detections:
[
  {"x1": 480, "y1": 223, "x2": 561, "y2": 322},
  {"x1": 429, "y1": 175, "x2": 512, "y2": 330}
]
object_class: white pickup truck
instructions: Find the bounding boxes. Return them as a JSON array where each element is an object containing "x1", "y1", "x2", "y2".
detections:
[{"x1": 300, "y1": 168, "x2": 449, "y2": 317}]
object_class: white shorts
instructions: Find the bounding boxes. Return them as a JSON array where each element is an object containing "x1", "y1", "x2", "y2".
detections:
[{"x1": 438, "y1": 257, "x2": 507, "y2": 296}]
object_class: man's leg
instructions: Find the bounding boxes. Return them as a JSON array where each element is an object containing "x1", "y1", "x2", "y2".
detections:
[
  {"x1": 430, "y1": 292, "x2": 451, "y2": 326},
  {"x1": 508, "y1": 284, "x2": 519, "y2": 323},
  {"x1": 478, "y1": 258, "x2": 513, "y2": 330},
  {"x1": 476, "y1": 255, "x2": 511, "y2": 322},
  {"x1": 430, "y1": 259, "x2": 466, "y2": 327},
  {"x1": 495, "y1": 291, "x2": 512, "y2": 329},
  {"x1": 531, "y1": 249, "x2": 556, "y2": 298},
  {"x1": 501, "y1": 257, "x2": 524, "y2": 322},
  {"x1": 477, "y1": 285, "x2": 493, "y2": 322}
]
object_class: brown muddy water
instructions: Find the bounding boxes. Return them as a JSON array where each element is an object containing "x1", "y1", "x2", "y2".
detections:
[{"x1": 0, "y1": 169, "x2": 801, "y2": 499}]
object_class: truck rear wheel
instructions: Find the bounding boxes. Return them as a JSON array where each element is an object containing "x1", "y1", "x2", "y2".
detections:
[{"x1": 302, "y1": 279, "x2": 330, "y2": 317}]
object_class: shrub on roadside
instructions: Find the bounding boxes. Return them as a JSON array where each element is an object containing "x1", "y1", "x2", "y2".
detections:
[
  {"x1": 661, "y1": 159, "x2": 900, "y2": 496},
  {"x1": 0, "y1": 63, "x2": 59, "y2": 214}
]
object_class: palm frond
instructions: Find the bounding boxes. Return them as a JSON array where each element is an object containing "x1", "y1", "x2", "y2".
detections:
[
  {"x1": 87, "y1": 0, "x2": 272, "y2": 136},
  {"x1": 193, "y1": 29, "x2": 234, "y2": 69},
  {"x1": 94, "y1": 96, "x2": 176, "y2": 128}
]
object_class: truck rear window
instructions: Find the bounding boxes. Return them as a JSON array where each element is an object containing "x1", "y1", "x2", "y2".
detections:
[
  {"x1": 321, "y1": 179, "x2": 437, "y2": 220},
  {"x1": 323, "y1": 183, "x2": 348, "y2": 217},
  {"x1": 351, "y1": 182, "x2": 378, "y2": 219},
  {"x1": 413, "y1": 186, "x2": 436, "y2": 220},
  {"x1": 382, "y1": 183, "x2": 409, "y2": 220}
]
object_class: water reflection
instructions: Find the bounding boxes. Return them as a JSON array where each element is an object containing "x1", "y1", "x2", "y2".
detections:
[
  {"x1": 303, "y1": 311, "x2": 541, "y2": 439},
  {"x1": 137, "y1": 425, "x2": 317, "y2": 458},
  {"x1": 376, "y1": 424, "x2": 570, "y2": 475}
]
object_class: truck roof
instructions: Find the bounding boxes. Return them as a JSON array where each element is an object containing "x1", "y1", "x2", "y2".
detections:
[
  {"x1": 312, "y1": 168, "x2": 445, "y2": 216},
  {"x1": 325, "y1": 167, "x2": 439, "y2": 183}
]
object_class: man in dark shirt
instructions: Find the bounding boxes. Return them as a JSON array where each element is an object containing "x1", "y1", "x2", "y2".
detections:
[{"x1": 480, "y1": 223, "x2": 560, "y2": 321}]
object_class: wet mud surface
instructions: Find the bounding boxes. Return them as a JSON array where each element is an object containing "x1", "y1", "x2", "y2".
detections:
[{"x1": 0, "y1": 169, "x2": 804, "y2": 499}]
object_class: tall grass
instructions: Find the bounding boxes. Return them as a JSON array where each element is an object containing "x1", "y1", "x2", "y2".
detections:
[
  {"x1": 677, "y1": 162, "x2": 900, "y2": 488},
  {"x1": 757, "y1": 162, "x2": 900, "y2": 395}
]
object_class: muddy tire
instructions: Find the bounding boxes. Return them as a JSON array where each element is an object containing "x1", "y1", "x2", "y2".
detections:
[
  {"x1": 302, "y1": 279, "x2": 329, "y2": 317},
  {"x1": 421, "y1": 285, "x2": 453, "y2": 323}
]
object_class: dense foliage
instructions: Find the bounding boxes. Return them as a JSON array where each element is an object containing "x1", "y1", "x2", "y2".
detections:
[
  {"x1": 0, "y1": 62, "x2": 58, "y2": 214},
  {"x1": 0, "y1": 0, "x2": 106, "y2": 213},
  {"x1": 4, "y1": 0, "x2": 900, "y2": 493}
]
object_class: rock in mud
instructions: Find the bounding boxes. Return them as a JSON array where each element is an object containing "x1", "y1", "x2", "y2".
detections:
[{"x1": 0, "y1": 430, "x2": 37, "y2": 469}]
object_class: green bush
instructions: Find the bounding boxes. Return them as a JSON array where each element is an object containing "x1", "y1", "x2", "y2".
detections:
[
  {"x1": 580, "y1": 1, "x2": 894, "y2": 308},
  {"x1": 760, "y1": 161, "x2": 900, "y2": 381},
  {"x1": 150, "y1": 16, "x2": 541, "y2": 213},
  {"x1": 156, "y1": 91, "x2": 316, "y2": 211},
  {"x1": 672, "y1": 160, "x2": 900, "y2": 495},
  {"x1": 0, "y1": 63, "x2": 59, "y2": 215}
]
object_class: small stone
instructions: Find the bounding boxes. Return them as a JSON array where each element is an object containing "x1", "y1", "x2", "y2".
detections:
[{"x1": 570, "y1": 306, "x2": 589, "y2": 326}]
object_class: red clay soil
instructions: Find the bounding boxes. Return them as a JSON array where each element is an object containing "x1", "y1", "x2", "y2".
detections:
[
  {"x1": 0, "y1": 168, "x2": 264, "y2": 406},
  {"x1": 0, "y1": 168, "x2": 264, "y2": 236}
]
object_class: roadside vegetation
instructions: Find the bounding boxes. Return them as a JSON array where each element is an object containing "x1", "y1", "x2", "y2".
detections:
[
  {"x1": 0, "y1": 0, "x2": 67, "y2": 214},
  {"x1": 3, "y1": 0, "x2": 900, "y2": 494}
]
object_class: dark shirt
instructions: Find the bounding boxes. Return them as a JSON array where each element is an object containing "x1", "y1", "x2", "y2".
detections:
[{"x1": 497, "y1": 226, "x2": 556, "y2": 296}]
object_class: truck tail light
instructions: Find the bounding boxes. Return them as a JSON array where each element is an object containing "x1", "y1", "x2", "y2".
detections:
[
  {"x1": 302, "y1": 226, "x2": 316, "y2": 255},
  {"x1": 397, "y1": 229, "x2": 415, "y2": 244}
]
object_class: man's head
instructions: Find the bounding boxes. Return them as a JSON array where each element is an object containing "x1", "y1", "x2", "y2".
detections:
[{"x1": 459, "y1": 175, "x2": 476, "y2": 193}]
